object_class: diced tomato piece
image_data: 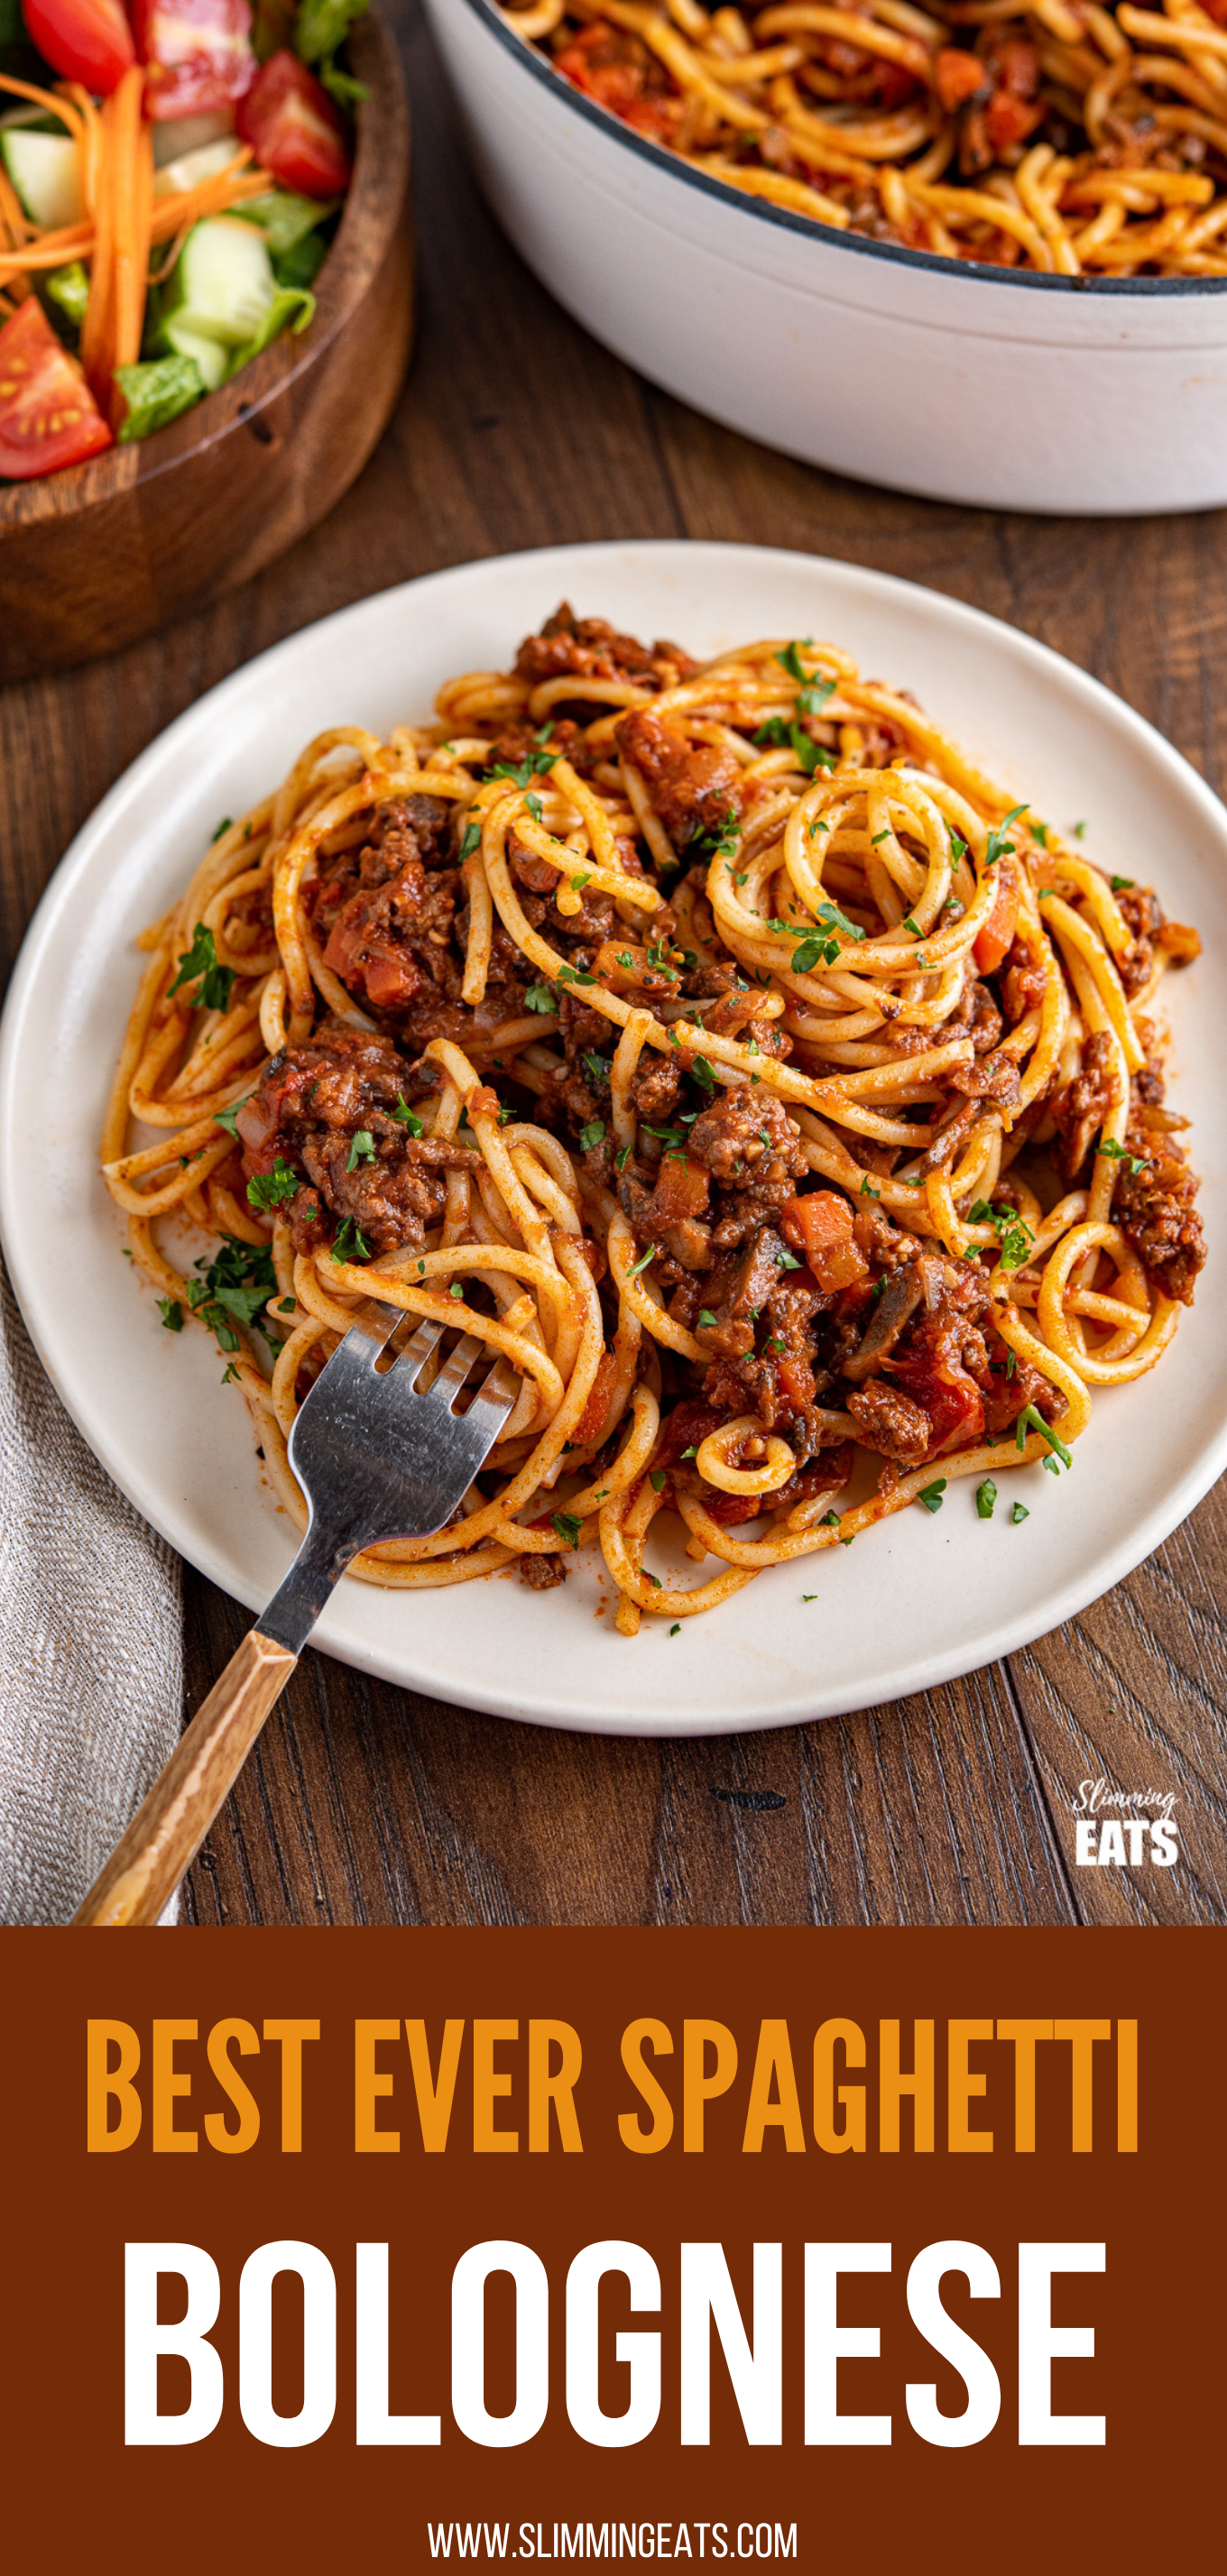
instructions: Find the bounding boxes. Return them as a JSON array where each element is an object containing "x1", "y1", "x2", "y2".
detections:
[
  {"x1": 891, "y1": 1344, "x2": 985, "y2": 1456},
  {"x1": 935, "y1": 47, "x2": 985, "y2": 112},
  {"x1": 0, "y1": 299, "x2": 113, "y2": 482},
  {"x1": 22, "y1": 0, "x2": 134, "y2": 92},
  {"x1": 236, "y1": 50, "x2": 351, "y2": 196},
  {"x1": 973, "y1": 860, "x2": 1019, "y2": 976},
  {"x1": 554, "y1": 26, "x2": 680, "y2": 143},
  {"x1": 780, "y1": 1190, "x2": 868, "y2": 1293},
  {"x1": 133, "y1": 0, "x2": 255, "y2": 118}
]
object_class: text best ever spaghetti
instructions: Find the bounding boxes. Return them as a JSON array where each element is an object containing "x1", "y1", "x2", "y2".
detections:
[{"x1": 103, "y1": 607, "x2": 1204, "y2": 1633}]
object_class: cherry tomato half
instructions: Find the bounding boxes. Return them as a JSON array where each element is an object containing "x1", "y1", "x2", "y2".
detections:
[
  {"x1": 236, "y1": 51, "x2": 351, "y2": 198},
  {"x1": 0, "y1": 297, "x2": 113, "y2": 481},
  {"x1": 22, "y1": 0, "x2": 135, "y2": 92},
  {"x1": 132, "y1": 0, "x2": 256, "y2": 122}
]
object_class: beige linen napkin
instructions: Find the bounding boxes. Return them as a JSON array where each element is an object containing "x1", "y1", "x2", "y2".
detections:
[{"x1": 0, "y1": 1260, "x2": 183, "y2": 1926}]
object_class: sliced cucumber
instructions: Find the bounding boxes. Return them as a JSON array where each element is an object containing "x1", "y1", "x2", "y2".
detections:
[
  {"x1": 1, "y1": 130, "x2": 83, "y2": 229},
  {"x1": 161, "y1": 320, "x2": 228, "y2": 391},
  {"x1": 153, "y1": 137, "x2": 243, "y2": 199},
  {"x1": 159, "y1": 216, "x2": 276, "y2": 350},
  {"x1": 151, "y1": 110, "x2": 235, "y2": 170}
]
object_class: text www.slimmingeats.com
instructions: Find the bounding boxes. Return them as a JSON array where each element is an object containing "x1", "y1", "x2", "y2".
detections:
[{"x1": 428, "y1": 2529, "x2": 798, "y2": 2562}]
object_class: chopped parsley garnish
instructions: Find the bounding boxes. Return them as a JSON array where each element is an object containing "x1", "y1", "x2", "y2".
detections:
[
  {"x1": 615, "y1": 1143, "x2": 632, "y2": 1173},
  {"x1": 523, "y1": 980, "x2": 556, "y2": 1012},
  {"x1": 690, "y1": 808, "x2": 742, "y2": 863},
  {"x1": 803, "y1": 1594, "x2": 817, "y2": 1602},
  {"x1": 976, "y1": 1479, "x2": 996, "y2": 1521},
  {"x1": 1098, "y1": 1137, "x2": 1149, "y2": 1173},
  {"x1": 1015, "y1": 1405, "x2": 1072, "y2": 1467},
  {"x1": 983, "y1": 805, "x2": 1027, "y2": 869},
  {"x1": 448, "y1": 1281, "x2": 465, "y2": 1300},
  {"x1": 556, "y1": 963, "x2": 596, "y2": 988},
  {"x1": 649, "y1": 1468, "x2": 667, "y2": 1493},
  {"x1": 483, "y1": 748, "x2": 556, "y2": 787},
  {"x1": 211, "y1": 818, "x2": 233, "y2": 842},
  {"x1": 525, "y1": 793, "x2": 544, "y2": 824},
  {"x1": 330, "y1": 1219, "x2": 371, "y2": 1265},
  {"x1": 569, "y1": 871, "x2": 591, "y2": 893},
  {"x1": 627, "y1": 1244, "x2": 658, "y2": 1279},
  {"x1": 860, "y1": 1176, "x2": 880, "y2": 1200},
  {"x1": 918, "y1": 1478, "x2": 947, "y2": 1513},
  {"x1": 754, "y1": 717, "x2": 835, "y2": 775},
  {"x1": 1006, "y1": 1348, "x2": 1017, "y2": 1379},
  {"x1": 902, "y1": 915, "x2": 922, "y2": 937},
  {"x1": 797, "y1": 676, "x2": 835, "y2": 716},
  {"x1": 188, "y1": 1236, "x2": 278, "y2": 1350},
  {"x1": 1073, "y1": 820, "x2": 1087, "y2": 838},
  {"x1": 821, "y1": 1510, "x2": 840, "y2": 1526},
  {"x1": 1111, "y1": 873, "x2": 1134, "y2": 892},
  {"x1": 158, "y1": 1297, "x2": 183, "y2": 1332},
  {"x1": 346, "y1": 1130, "x2": 376, "y2": 1172},
  {"x1": 949, "y1": 831, "x2": 968, "y2": 862},
  {"x1": 579, "y1": 1118, "x2": 605, "y2": 1151},
  {"x1": 278, "y1": 1297, "x2": 296, "y2": 1313},
  {"x1": 1031, "y1": 822, "x2": 1048, "y2": 848},
  {"x1": 775, "y1": 638, "x2": 814, "y2": 682},
  {"x1": 551, "y1": 1512, "x2": 582, "y2": 1547},
  {"x1": 458, "y1": 821, "x2": 482, "y2": 864},
  {"x1": 680, "y1": 1445, "x2": 697, "y2": 1460},
  {"x1": 691, "y1": 1056, "x2": 716, "y2": 1093},
  {"x1": 645, "y1": 939, "x2": 678, "y2": 980},
  {"x1": 1012, "y1": 1502, "x2": 1029, "y2": 1523},
  {"x1": 168, "y1": 922, "x2": 235, "y2": 1016},
  {"x1": 669, "y1": 1623, "x2": 681, "y2": 1636},
  {"x1": 213, "y1": 1094, "x2": 252, "y2": 1138},
  {"x1": 1043, "y1": 1455, "x2": 1061, "y2": 1476},
  {"x1": 772, "y1": 1243, "x2": 802, "y2": 1269},
  {"x1": 393, "y1": 1096, "x2": 424, "y2": 1136},
  {"x1": 871, "y1": 828, "x2": 890, "y2": 846},
  {"x1": 967, "y1": 1199, "x2": 1035, "y2": 1272},
  {"x1": 246, "y1": 1156, "x2": 300, "y2": 1211},
  {"x1": 582, "y1": 1052, "x2": 612, "y2": 1085},
  {"x1": 698, "y1": 1308, "x2": 718, "y2": 1328}
]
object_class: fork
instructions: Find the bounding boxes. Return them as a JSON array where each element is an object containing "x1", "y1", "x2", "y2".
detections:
[{"x1": 71, "y1": 1305, "x2": 518, "y2": 1927}]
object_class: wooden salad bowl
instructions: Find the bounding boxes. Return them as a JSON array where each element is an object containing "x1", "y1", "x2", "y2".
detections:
[{"x1": 0, "y1": 11, "x2": 412, "y2": 682}]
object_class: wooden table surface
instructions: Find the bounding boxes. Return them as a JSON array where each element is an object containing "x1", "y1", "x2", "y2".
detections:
[{"x1": 4, "y1": 0, "x2": 1226, "y2": 1931}]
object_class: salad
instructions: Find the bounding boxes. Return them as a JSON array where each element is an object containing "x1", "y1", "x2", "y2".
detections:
[{"x1": 0, "y1": 0, "x2": 369, "y2": 477}]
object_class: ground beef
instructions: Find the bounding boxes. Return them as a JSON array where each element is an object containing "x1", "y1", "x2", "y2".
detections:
[
  {"x1": 1051, "y1": 1029, "x2": 1117, "y2": 1182},
  {"x1": 852, "y1": 1203, "x2": 920, "y2": 1271},
  {"x1": 306, "y1": 800, "x2": 463, "y2": 1020},
  {"x1": 520, "y1": 1552, "x2": 567, "y2": 1590},
  {"x1": 515, "y1": 603, "x2": 694, "y2": 695},
  {"x1": 236, "y1": 1017, "x2": 478, "y2": 1256},
  {"x1": 953, "y1": 976, "x2": 1004, "y2": 1053},
  {"x1": 948, "y1": 1047, "x2": 1022, "y2": 1108},
  {"x1": 687, "y1": 1089, "x2": 806, "y2": 1189},
  {"x1": 615, "y1": 706, "x2": 742, "y2": 851},
  {"x1": 845, "y1": 1380, "x2": 932, "y2": 1466},
  {"x1": 1112, "y1": 1128, "x2": 1206, "y2": 1304},
  {"x1": 1115, "y1": 886, "x2": 1164, "y2": 999},
  {"x1": 1001, "y1": 935, "x2": 1048, "y2": 1025}
]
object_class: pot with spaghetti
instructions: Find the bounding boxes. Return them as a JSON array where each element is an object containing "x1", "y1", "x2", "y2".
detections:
[
  {"x1": 422, "y1": 0, "x2": 1227, "y2": 514},
  {"x1": 102, "y1": 605, "x2": 1205, "y2": 1637}
]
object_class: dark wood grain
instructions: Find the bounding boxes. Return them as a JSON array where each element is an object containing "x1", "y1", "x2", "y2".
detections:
[
  {"x1": 3, "y1": 0, "x2": 1224, "y2": 1929},
  {"x1": 0, "y1": 14, "x2": 412, "y2": 681}
]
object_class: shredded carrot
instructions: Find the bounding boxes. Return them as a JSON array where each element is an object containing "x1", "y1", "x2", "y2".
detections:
[
  {"x1": 80, "y1": 87, "x2": 117, "y2": 400},
  {"x1": 0, "y1": 161, "x2": 31, "y2": 259},
  {"x1": 147, "y1": 223, "x2": 191, "y2": 289},
  {"x1": 61, "y1": 81, "x2": 106, "y2": 221},
  {"x1": 0, "y1": 72, "x2": 86, "y2": 140},
  {"x1": 148, "y1": 150, "x2": 267, "y2": 240},
  {"x1": 110, "y1": 66, "x2": 152, "y2": 399}
]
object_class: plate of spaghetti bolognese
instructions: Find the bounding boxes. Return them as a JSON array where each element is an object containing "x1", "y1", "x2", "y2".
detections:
[{"x1": 0, "y1": 541, "x2": 1222, "y2": 1733}]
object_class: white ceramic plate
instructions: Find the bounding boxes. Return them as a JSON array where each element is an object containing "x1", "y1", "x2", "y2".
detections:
[{"x1": 2, "y1": 541, "x2": 1224, "y2": 1736}]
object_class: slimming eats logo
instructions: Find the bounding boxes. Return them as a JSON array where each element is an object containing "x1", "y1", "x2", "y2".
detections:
[{"x1": 1072, "y1": 1777, "x2": 1179, "y2": 1869}]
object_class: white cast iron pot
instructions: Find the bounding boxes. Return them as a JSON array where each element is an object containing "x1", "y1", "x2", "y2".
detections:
[{"x1": 424, "y1": 0, "x2": 1227, "y2": 516}]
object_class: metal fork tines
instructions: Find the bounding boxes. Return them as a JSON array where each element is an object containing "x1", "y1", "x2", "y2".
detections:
[{"x1": 259, "y1": 1301, "x2": 519, "y2": 1654}]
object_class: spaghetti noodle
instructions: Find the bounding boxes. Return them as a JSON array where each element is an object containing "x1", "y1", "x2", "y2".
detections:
[
  {"x1": 103, "y1": 606, "x2": 1205, "y2": 1632},
  {"x1": 502, "y1": 0, "x2": 1227, "y2": 274}
]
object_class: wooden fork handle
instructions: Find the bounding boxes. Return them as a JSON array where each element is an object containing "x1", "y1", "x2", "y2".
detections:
[{"x1": 71, "y1": 1630, "x2": 298, "y2": 1927}]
